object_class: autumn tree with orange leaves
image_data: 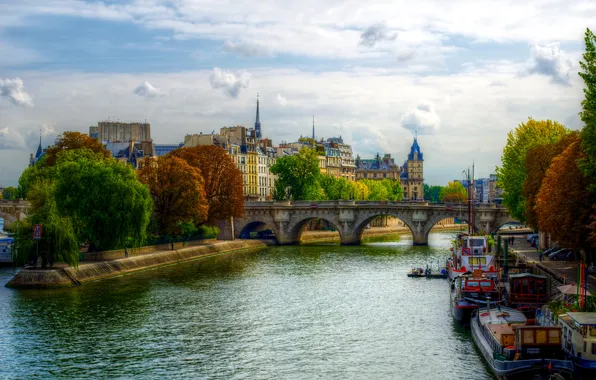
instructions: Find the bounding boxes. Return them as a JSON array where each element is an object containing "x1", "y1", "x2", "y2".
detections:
[
  {"x1": 536, "y1": 137, "x2": 594, "y2": 253},
  {"x1": 138, "y1": 156, "x2": 208, "y2": 237},
  {"x1": 44, "y1": 131, "x2": 111, "y2": 166},
  {"x1": 522, "y1": 132, "x2": 579, "y2": 229},
  {"x1": 169, "y1": 145, "x2": 244, "y2": 224}
]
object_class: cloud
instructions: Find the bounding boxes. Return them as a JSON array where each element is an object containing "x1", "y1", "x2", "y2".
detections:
[
  {"x1": 276, "y1": 94, "x2": 288, "y2": 106},
  {"x1": 209, "y1": 68, "x2": 251, "y2": 98},
  {"x1": 396, "y1": 50, "x2": 415, "y2": 62},
  {"x1": 0, "y1": 78, "x2": 34, "y2": 107},
  {"x1": 400, "y1": 102, "x2": 440, "y2": 135},
  {"x1": 527, "y1": 43, "x2": 573, "y2": 85},
  {"x1": 0, "y1": 127, "x2": 26, "y2": 149},
  {"x1": 24, "y1": 124, "x2": 57, "y2": 148},
  {"x1": 133, "y1": 81, "x2": 162, "y2": 98},
  {"x1": 359, "y1": 23, "x2": 397, "y2": 48},
  {"x1": 223, "y1": 40, "x2": 272, "y2": 57}
]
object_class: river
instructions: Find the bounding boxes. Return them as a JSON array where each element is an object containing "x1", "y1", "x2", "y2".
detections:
[{"x1": 0, "y1": 232, "x2": 492, "y2": 379}]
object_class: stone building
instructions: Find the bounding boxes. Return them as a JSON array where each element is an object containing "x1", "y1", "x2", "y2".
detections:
[
  {"x1": 401, "y1": 137, "x2": 424, "y2": 201},
  {"x1": 90, "y1": 121, "x2": 152, "y2": 143},
  {"x1": 355, "y1": 153, "x2": 401, "y2": 180}
]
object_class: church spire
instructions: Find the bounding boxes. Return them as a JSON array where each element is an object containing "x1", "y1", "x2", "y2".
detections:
[{"x1": 255, "y1": 93, "x2": 262, "y2": 139}]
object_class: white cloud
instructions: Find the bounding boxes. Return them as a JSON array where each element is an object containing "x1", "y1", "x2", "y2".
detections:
[
  {"x1": 0, "y1": 77, "x2": 33, "y2": 107},
  {"x1": 24, "y1": 124, "x2": 57, "y2": 148},
  {"x1": 0, "y1": 127, "x2": 25, "y2": 149},
  {"x1": 223, "y1": 40, "x2": 272, "y2": 57},
  {"x1": 133, "y1": 81, "x2": 162, "y2": 98},
  {"x1": 527, "y1": 42, "x2": 574, "y2": 85},
  {"x1": 359, "y1": 23, "x2": 397, "y2": 47},
  {"x1": 276, "y1": 94, "x2": 288, "y2": 106},
  {"x1": 400, "y1": 102, "x2": 441, "y2": 135},
  {"x1": 209, "y1": 68, "x2": 250, "y2": 98}
]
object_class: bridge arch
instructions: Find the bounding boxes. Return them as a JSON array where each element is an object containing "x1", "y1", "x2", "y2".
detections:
[
  {"x1": 352, "y1": 213, "x2": 416, "y2": 245},
  {"x1": 238, "y1": 221, "x2": 279, "y2": 243},
  {"x1": 288, "y1": 215, "x2": 342, "y2": 245}
]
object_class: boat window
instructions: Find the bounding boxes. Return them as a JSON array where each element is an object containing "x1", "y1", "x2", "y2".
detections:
[
  {"x1": 466, "y1": 281, "x2": 479, "y2": 287},
  {"x1": 468, "y1": 257, "x2": 487, "y2": 265},
  {"x1": 584, "y1": 341, "x2": 587, "y2": 353},
  {"x1": 536, "y1": 330, "x2": 547, "y2": 344},
  {"x1": 470, "y1": 238, "x2": 485, "y2": 247},
  {"x1": 480, "y1": 281, "x2": 492, "y2": 287},
  {"x1": 523, "y1": 330, "x2": 534, "y2": 344},
  {"x1": 592, "y1": 343, "x2": 596, "y2": 355},
  {"x1": 590, "y1": 326, "x2": 596, "y2": 337},
  {"x1": 549, "y1": 329, "x2": 560, "y2": 344}
]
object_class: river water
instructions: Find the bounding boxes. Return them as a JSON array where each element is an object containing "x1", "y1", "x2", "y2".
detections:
[{"x1": 0, "y1": 232, "x2": 492, "y2": 379}]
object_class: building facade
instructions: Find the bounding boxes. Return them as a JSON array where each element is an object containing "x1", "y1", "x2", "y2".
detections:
[
  {"x1": 90, "y1": 121, "x2": 152, "y2": 143},
  {"x1": 355, "y1": 153, "x2": 401, "y2": 180},
  {"x1": 401, "y1": 138, "x2": 424, "y2": 201}
]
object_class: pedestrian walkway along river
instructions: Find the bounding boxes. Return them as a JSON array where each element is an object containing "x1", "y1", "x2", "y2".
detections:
[{"x1": 0, "y1": 232, "x2": 492, "y2": 379}]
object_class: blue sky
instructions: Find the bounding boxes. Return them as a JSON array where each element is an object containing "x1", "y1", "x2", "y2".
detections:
[{"x1": 0, "y1": 0, "x2": 593, "y2": 186}]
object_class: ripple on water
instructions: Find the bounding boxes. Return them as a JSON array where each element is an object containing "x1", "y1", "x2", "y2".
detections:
[{"x1": 0, "y1": 232, "x2": 491, "y2": 379}]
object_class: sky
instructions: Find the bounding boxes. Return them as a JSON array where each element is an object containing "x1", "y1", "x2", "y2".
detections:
[{"x1": 0, "y1": 0, "x2": 592, "y2": 187}]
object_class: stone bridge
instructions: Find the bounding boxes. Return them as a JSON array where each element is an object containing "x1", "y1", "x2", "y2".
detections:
[
  {"x1": 218, "y1": 201, "x2": 518, "y2": 246},
  {"x1": 0, "y1": 200, "x2": 28, "y2": 229}
]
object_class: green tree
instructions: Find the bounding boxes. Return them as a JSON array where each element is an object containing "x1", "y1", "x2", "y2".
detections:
[
  {"x1": 360, "y1": 179, "x2": 389, "y2": 200},
  {"x1": 12, "y1": 182, "x2": 79, "y2": 268},
  {"x1": 424, "y1": 184, "x2": 442, "y2": 203},
  {"x1": 270, "y1": 148, "x2": 322, "y2": 200},
  {"x1": 53, "y1": 152, "x2": 153, "y2": 251},
  {"x1": 2, "y1": 186, "x2": 18, "y2": 200},
  {"x1": 496, "y1": 118, "x2": 568, "y2": 222},
  {"x1": 440, "y1": 181, "x2": 467, "y2": 203},
  {"x1": 579, "y1": 28, "x2": 596, "y2": 191}
]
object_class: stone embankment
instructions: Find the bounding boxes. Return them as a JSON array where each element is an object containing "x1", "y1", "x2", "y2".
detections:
[{"x1": 6, "y1": 240, "x2": 266, "y2": 289}]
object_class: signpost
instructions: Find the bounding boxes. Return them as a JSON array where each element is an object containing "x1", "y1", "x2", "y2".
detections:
[{"x1": 33, "y1": 224, "x2": 42, "y2": 266}]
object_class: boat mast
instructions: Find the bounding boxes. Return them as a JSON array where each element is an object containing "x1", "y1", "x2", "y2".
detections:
[{"x1": 471, "y1": 161, "x2": 475, "y2": 235}]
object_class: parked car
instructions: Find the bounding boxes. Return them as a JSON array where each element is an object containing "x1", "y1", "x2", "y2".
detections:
[
  {"x1": 549, "y1": 248, "x2": 573, "y2": 260},
  {"x1": 527, "y1": 234, "x2": 539, "y2": 242},
  {"x1": 543, "y1": 247, "x2": 559, "y2": 255},
  {"x1": 588, "y1": 264, "x2": 596, "y2": 274},
  {"x1": 530, "y1": 236, "x2": 538, "y2": 247}
]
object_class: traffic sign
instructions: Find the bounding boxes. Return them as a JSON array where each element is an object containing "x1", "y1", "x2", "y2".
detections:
[{"x1": 33, "y1": 224, "x2": 43, "y2": 240}]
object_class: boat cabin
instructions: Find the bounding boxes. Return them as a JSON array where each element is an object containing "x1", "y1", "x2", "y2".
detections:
[
  {"x1": 507, "y1": 273, "x2": 549, "y2": 306},
  {"x1": 0, "y1": 236, "x2": 14, "y2": 263},
  {"x1": 558, "y1": 312, "x2": 596, "y2": 362}
]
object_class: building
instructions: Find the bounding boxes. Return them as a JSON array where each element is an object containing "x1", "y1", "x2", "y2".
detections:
[
  {"x1": 323, "y1": 136, "x2": 355, "y2": 181},
  {"x1": 29, "y1": 136, "x2": 45, "y2": 167},
  {"x1": 90, "y1": 121, "x2": 151, "y2": 143},
  {"x1": 355, "y1": 153, "x2": 401, "y2": 180},
  {"x1": 401, "y1": 137, "x2": 424, "y2": 201}
]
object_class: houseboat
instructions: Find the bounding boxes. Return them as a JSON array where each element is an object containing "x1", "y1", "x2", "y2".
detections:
[
  {"x1": 447, "y1": 233, "x2": 498, "y2": 280},
  {"x1": 537, "y1": 308, "x2": 596, "y2": 378},
  {"x1": 471, "y1": 305, "x2": 573, "y2": 379},
  {"x1": 451, "y1": 271, "x2": 500, "y2": 324}
]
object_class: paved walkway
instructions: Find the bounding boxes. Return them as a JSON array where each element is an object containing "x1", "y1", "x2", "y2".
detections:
[{"x1": 504, "y1": 235, "x2": 595, "y2": 292}]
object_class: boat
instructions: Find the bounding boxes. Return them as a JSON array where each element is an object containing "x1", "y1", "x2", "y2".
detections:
[
  {"x1": 407, "y1": 265, "x2": 448, "y2": 279},
  {"x1": 537, "y1": 307, "x2": 596, "y2": 379},
  {"x1": 447, "y1": 233, "x2": 499, "y2": 280},
  {"x1": 0, "y1": 235, "x2": 14, "y2": 264},
  {"x1": 451, "y1": 271, "x2": 501, "y2": 324},
  {"x1": 471, "y1": 305, "x2": 573, "y2": 379}
]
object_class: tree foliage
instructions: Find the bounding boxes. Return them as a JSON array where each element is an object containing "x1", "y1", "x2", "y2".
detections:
[
  {"x1": 138, "y1": 156, "x2": 208, "y2": 237},
  {"x1": 169, "y1": 145, "x2": 244, "y2": 224},
  {"x1": 424, "y1": 184, "x2": 442, "y2": 203},
  {"x1": 440, "y1": 181, "x2": 467, "y2": 203},
  {"x1": 44, "y1": 131, "x2": 111, "y2": 166},
  {"x1": 359, "y1": 179, "x2": 404, "y2": 201},
  {"x1": 2, "y1": 186, "x2": 18, "y2": 200},
  {"x1": 579, "y1": 28, "x2": 596, "y2": 191},
  {"x1": 522, "y1": 132, "x2": 579, "y2": 229},
  {"x1": 270, "y1": 148, "x2": 322, "y2": 200},
  {"x1": 53, "y1": 151, "x2": 153, "y2": 251},
  {"x1": 496, "y1": 118, "x2": 568, "y2": 222},
  {"x1": 536, "y1": 138, "x2": 595, "y2": 251}
]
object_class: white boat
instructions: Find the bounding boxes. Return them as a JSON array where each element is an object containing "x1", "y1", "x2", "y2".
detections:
[
  {"x1": 471, "y1": 305, "x2": 573, "y2": 379},
  {"x1": 0, "y1": 235, "x2": 14, "y2": 264},
  {"x1": 447, "y1": 233, "x2": 498, "y2": 280}
]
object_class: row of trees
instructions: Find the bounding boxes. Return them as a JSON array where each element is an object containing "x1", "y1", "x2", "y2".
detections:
[
  {"x1": 496, "y1": 28, "x2": 596, "y2": 256},
  {"x1": 269, "y1": 147, "x2": 405, "y2": 201},
  {"x1": 423, "y1": 182, "x2": 468, "y2": 203},
  {"x1": 13, "y1": 132, "x2": 244, "y2": 267}
]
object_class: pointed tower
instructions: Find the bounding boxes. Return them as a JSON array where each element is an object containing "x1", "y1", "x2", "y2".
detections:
[
  {"x1": 312, "y1": 115, "x2": 315, "y2": 141},
  {"x1": 255, "y1": 93, "x2": 262, "y2": 139}
]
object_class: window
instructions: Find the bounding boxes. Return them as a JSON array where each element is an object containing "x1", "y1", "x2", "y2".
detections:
[
  {"x1": 592, "y1": 343, "x2": 596, "y2": 355},
  {"x1": 584, "y1": 341, "x2": 587, "y2": 353}
]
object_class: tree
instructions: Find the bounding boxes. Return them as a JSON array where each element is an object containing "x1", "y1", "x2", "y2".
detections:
[
  {"x1": 12, "y1": 182, "x2": 79, "y2": 268},
  {"x1": 54, "y1": 153, "x2": 153, "y2": 251},
  {"x1": 578, "y1": 28, "x2": 596, "y2": 191},
  {"x1": 424, "y1": 184, "x2": 442, "y2": 203},
  {"x1": 44, "y1": 131, "x2": 111, "y2": 166},
  {"x1": 360, "y1": 179, "x2": 389, "y2": 200},
  {"x1": 2, "y1": 186, "x2": 18, "y2": 200},
  {"x1": 138, "y1": 156, "x2": 208, "y2": 237},
  {"x1": 381, "y1": 179, "x2": 404, "y2": 201},
  {"x1": 536, "y1": 138, "x2": 594, "y2": 252},
  {"x1": 522, "y1": 132, "x2": 579, "y2": 229},
  {"x1": 169, "y1": 145, "x2": 244, "y2": 224},
  {"x1": 496, "y1": 118, "x2": 568, "y2": 222},
  {"x1": 440, "y1": 181, "x2": 467, "y2": 203},
  {"x1": 270, "y1": 147, "x2": 322, "y2": 200}
]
